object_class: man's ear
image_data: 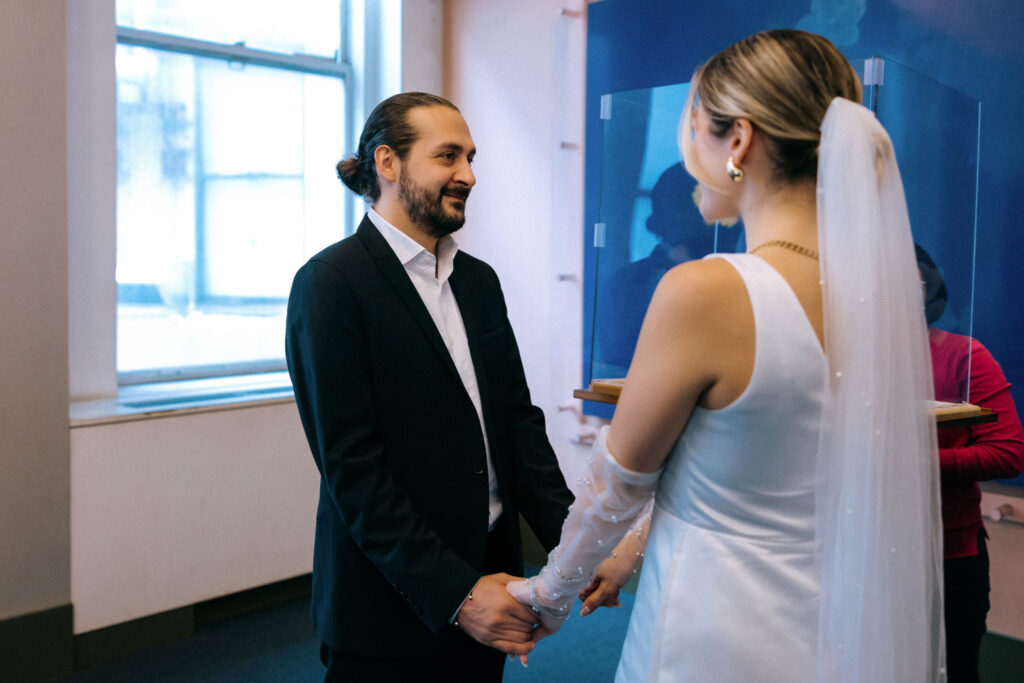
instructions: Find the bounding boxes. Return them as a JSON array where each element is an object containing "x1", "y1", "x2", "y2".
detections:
[{"x1": 374, "y1": 145, "x2": 398, "y2": 184}]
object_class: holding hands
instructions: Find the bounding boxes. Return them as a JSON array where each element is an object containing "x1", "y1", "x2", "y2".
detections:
[
  {"x1": 505, "y1": 499, "x2": 654, "y2": 659},
  {"x1": 456, "y1": 573, "x2": 538, "y2": 659}
]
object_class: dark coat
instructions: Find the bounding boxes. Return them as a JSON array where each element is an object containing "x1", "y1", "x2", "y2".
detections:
[{"x1": 286, "y1": 216, "x2": 573, "y2": 657}]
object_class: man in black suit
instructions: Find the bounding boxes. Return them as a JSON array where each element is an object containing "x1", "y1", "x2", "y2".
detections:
[{"x1": 286, "y1": 92, "x2": 573, "y2": 682}]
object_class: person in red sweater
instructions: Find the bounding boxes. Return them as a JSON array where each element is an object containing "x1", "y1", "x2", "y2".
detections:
[{"x1": 918, "y1": 245, "x2": 1024, "y2": 682}]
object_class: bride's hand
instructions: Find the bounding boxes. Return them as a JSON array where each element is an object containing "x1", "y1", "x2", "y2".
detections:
[
  {"x1": 507, "y1": 620, "x2": 557, "y2": 669},
  {"x1": 578, "y1": 561, "x2": 623, "y2": 616},
  {"x1": 505, "y1": 579, "x2": 562, "y2": 668}
]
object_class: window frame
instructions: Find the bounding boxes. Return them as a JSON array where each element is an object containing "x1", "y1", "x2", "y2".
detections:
[
  {"x1": 113, "y1": 17, "x2": 351, "y2": 386},
  {"x1": 68, "y1": 0, "x2": 411, "y2": 408}
]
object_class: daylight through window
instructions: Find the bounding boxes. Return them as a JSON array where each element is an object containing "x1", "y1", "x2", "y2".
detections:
[{"x1": 115, "y1": 0, "x2": 347, "y2": 383}]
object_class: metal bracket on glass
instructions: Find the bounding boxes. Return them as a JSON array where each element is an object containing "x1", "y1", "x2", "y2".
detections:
[
  {"x1": 600, "y1": 94, "x2": 612, "y2": 120},
  {"x1": 863, "y1": 57, "x2": 884, "y2": 86},
  {"x1": 594, "y1": 223, "x2": 606, "y2": 248}
]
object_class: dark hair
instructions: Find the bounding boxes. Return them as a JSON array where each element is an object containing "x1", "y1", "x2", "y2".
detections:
[
  {"x1": 337, "y1": 92, "x2": 460, "y2": 201},
  {"x1": 914, "y1": 244, "x2": 948, "y2": 325}
]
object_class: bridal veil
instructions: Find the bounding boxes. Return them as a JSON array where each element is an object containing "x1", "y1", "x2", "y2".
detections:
[{"x1": 815, "y1": 97, "x2": 945, "y2": 681}]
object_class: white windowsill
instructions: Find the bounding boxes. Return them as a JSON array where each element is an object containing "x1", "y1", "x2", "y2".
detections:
[{"x1": 70, "y1": 371, "x2": 295, "y2": 428}]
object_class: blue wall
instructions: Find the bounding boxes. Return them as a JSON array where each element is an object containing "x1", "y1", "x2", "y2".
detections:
[{"x1": 583, "y1": 0, "x2": 1024, "y2": 485}]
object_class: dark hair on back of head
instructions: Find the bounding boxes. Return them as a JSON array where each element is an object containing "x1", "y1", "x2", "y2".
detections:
[
  {"x1": 337, "y1": 92, "x2": 459, "y2": 202},
  {"x1": 915, "y1": 244, "x2": 948, "y2": 325}
]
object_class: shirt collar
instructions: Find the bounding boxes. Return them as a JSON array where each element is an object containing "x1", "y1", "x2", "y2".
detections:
[{"x1": 368, "y1": 207, "x2": 459, "y2": 281}]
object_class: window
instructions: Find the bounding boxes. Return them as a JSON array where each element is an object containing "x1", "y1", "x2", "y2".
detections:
[{"x1": 115, "y1": 0, "x2": 348, "y2": 384}]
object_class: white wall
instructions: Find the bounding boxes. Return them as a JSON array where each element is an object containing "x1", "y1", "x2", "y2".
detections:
[
  {"x1": 443, "y1": 0, "x2": 594, "y2": 489},
  {"x1": 70, "y1": 403, "x2": 316, "y2": 633},
  {"x1": 401, "y1": 0, "x2": 443, "y2": 95},
  {"x1": 67, "y1": 0, "x2": 117, "y2": 402},
  {"x1": 0, "y1": 0, "x2": 71, "y2": 622}
]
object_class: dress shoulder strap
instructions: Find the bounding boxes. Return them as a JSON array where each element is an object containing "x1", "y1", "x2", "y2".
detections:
[{"x1": 703, "y1": 253, "x2": 822, "y2": 375}]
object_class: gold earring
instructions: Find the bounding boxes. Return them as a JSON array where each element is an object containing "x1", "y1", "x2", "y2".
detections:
[{"x1": 726, "y1": 156, "x2": 744, "y2": 182}]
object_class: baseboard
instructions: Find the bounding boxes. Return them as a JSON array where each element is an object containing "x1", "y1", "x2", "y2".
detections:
[
  {"x1": 72, "y1": 574, "x2": 312, "y2": 672},
  {"x1": 194, "y1": 574, "x2": 312, "y2": 627},
  {"x1": 74, "y1": 605, "x2": 195, "y2": 670},
  {"x1": 0, "y1": 603, "x2": 74, "y2": 682}
]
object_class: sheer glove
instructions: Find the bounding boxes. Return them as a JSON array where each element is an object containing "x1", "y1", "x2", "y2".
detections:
[{"x1": 507, "y1": 426, "x2": 661, "y2": 632}]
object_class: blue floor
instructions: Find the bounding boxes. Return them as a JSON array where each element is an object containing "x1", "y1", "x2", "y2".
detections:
[
  {"x1": 55, "y1": 583, "x2": 1024, "y2": 682},
  {"x1": 61, "y1": 588, "x2": 634, "y2": 682},
  {"x1": 502, "y1": 593, "x2": 634, "y2": 682},
  {"x1": 62, "y1": 598, "x2": 324, "y2": 682}
]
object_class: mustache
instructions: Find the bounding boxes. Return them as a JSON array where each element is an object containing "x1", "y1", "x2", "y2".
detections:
[{"x1": 442, "y1": 185, "x2": 471, "y2": 201}]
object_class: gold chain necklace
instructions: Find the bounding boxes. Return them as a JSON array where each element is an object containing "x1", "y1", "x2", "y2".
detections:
[{"x1": 749, "y1": 239, "x2": 819, "y2": 261}]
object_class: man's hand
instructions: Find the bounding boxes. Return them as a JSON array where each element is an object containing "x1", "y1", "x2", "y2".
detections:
[{"x1": 456, "y1": 573, "x2": 538, "y2": 657}]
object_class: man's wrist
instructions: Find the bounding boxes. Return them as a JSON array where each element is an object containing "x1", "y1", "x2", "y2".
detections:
[{"x1": 450, "y1": 585, "x2": 476, "y2": 626}]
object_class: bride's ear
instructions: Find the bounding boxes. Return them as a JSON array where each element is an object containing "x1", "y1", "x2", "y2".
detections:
[{"x1": 728, "y1": 118, "x2": 754, "y2": 167}]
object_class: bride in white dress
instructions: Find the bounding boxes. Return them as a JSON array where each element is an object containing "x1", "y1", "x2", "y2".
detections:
[{"x1": 509, "y1": 30, "x2": 945, "y2": 681}]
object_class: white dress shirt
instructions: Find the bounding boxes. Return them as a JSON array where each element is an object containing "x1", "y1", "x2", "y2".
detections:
[{"x1": 367, "y1": 208, "x2": 502, "y2": 528}]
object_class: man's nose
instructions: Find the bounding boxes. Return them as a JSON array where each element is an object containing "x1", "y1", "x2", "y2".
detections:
[{"x1": 454, "y1": 160, "x2": 475, "y2": 187}]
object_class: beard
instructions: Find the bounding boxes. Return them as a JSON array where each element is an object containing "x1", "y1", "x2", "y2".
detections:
[{"x1": 398, "y1": 171, "x2": 470, "y2": 239}]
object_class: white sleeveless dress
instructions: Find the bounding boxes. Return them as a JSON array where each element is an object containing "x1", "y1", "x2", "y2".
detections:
[{"x1": 616, "y1": 253, "x2": 827, "y2": 682}]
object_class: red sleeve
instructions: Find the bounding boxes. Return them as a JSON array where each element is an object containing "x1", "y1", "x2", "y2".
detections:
[{"x1": 939, "y1": 339, "x2": 1024, "y2": 481}]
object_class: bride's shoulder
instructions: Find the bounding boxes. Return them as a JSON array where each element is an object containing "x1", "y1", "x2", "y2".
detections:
[
  {"x1": 638, "y1": 258, "x2": 749, "y2": 342},
  {"x1": 656, "y1": 257, "x2": 746, "y2": 307}
]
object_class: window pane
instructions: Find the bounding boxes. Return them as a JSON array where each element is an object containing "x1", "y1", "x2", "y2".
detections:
[
  {"x1": 116, "y1": 0, "x2": 342, "y2": 58},
  {"x1": 116, "y1": 43, "x2": 345, "y2": 378},
  {"x1": 203, "y1": 178, "x2": 304, "y2": 298},
  {"x1": 198, "y1": 63, "x2": 304, "y2": 175}
]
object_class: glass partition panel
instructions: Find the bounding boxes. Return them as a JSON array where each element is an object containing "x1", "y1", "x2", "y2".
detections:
[
  {"x1": 867, "y1": 56, "x2": 981, "y2": 403},
  {"x1": 588, "y1": 61, "x2": 979, "y2": 406},
  {"x1": 589, "y1": 83, "x2": 739, "y2": 382}
]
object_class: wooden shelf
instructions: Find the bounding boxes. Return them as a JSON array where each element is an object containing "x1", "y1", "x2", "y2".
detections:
[
  {"x1": 575, "y1": 379, "x2": 996, "y2": 429},
  {"x1": 934, "y1": 402, "x2": 997, "y2": 428},
  {"x1": 572, "y1": 379, "x2": 624, "y2": 404}
]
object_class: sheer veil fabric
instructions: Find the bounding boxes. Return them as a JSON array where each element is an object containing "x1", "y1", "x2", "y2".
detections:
[{"x1": 814, "y1": 98, "x2": 945, "y2": 681}]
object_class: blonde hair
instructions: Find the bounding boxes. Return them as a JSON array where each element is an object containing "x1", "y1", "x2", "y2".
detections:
[{"x1": 680, "y1": 30, "x2": 862, "y2": 183}]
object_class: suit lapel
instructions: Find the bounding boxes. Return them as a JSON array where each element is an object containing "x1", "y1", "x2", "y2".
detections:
[
  {"x1": 356, "y1": 217, "x2": 462, "y2": 383},
  {"x1": 449, "y1": 260, "x2": 496, "y2": 442}
]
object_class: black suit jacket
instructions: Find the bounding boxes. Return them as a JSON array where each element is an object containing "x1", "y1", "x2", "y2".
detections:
[{"x1": 286, "y1": 216, "x2": 573, "y2": 657}]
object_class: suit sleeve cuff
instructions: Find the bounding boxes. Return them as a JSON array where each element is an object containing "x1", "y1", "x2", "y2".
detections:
[{"x1": 450, "y1": 585, "x2": 476, "y2": 625}]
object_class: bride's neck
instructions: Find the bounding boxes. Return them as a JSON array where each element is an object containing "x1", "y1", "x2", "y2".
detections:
[{"x1": 740, "y1": 179, "x2": 818, "y2": 252}]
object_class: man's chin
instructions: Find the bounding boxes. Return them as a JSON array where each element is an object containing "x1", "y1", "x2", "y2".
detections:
[
  {"x1": 442, "y1": 206, "x2": 466, "y2": 227},
  {"x1": 427, "y1": 215, "x2": 465, "y2": 238}
]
